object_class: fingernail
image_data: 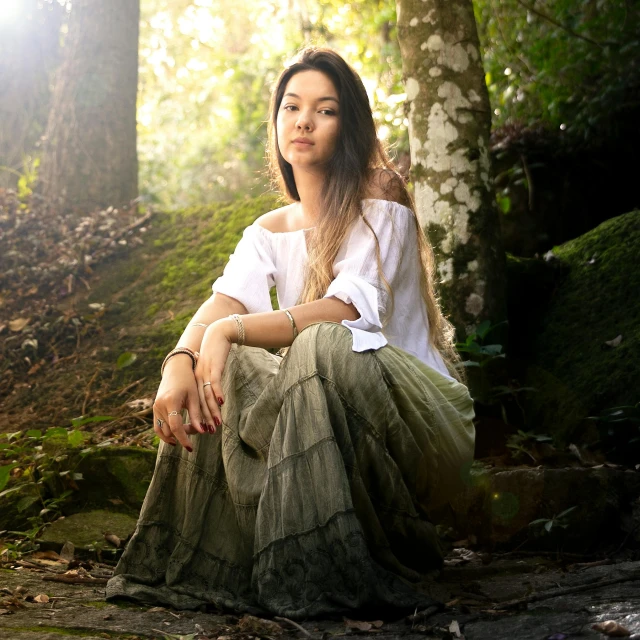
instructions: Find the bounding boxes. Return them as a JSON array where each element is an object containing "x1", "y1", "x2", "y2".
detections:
[
  {"x1": 214, "y1": 416, "x2": 221, "y2": 427},
  {"x1": 169, "y1": 442, "x2": 176, "y2": 447},
  {"x1": 186, "y1": 445, "x2": 193, "y2": 453},
  {"x1": 200, "y1": 422, "x2": 207, "y2": 433},
  {"x1": 217, "y1": 397, "x2": 224, "y2": 406}
]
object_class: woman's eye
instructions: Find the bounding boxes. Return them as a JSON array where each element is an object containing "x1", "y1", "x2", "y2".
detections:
[
  {"x1": 283, "y1": 105, "x2": 298, "y2": 111},
  {"x1": 320, "y1": 109, "x2": 336, "y2": 116}
]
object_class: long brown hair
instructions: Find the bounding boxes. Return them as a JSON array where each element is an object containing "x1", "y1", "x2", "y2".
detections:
[{"x1": 267, "y1": 47, "x2": 460, "y2": 376}]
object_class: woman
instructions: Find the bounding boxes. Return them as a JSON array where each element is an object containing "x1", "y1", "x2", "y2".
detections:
[{"x1": 106, "y1": 47, "x2": 475, "y2": 619}]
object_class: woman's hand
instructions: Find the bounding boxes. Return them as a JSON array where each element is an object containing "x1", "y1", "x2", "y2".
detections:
[
  {"x1": 153, "y1": 355, "x2": 208, "y2": 451},
  {"x1": 195, "y1": 318, "x2": 235, "y2": 430}
]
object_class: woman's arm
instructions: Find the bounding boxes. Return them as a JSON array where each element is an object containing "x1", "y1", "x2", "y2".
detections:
[{"x1": 195, "y1": 297, "x2": 358, "y2": 427}]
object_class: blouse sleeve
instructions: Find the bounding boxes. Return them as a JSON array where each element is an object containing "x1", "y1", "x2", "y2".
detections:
[
  {"x1": 324, "y1": 200, "x2": 413, "y2": 352},
  {"x1": 211, "y1": 224, "x2": 276, "y2": 314}
]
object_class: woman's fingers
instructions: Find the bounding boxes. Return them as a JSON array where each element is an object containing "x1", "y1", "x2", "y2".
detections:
[
  {"x1": 201, "y1": 378, "x2": 221, "y2": 431},
  {"x1": 196, "y1": 378, "x2": 215, "y2": 431},
  {"x1": 185, "y1": 386, "x2": 207, "y2": 435},
  {"x1": 166, "y1": 409, "x2": 193, "y2": 452},
  {"x1": 153, "y1": 410, "x2": 177, "y2": 447}
]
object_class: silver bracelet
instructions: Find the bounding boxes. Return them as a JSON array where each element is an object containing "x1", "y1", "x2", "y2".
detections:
[
  {"x1": 189, "y1": 322, "x2": 209, "y2": 328},
  {"x1": 283, "y1": 309, "x2": 298, "y2": 340},
  {"x1": 230, "y1": 314, "x2": 245, "y2": 346}
]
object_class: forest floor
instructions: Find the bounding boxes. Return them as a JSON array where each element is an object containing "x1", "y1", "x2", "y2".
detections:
[
  {"x1": 2, "y1": 192, "x2": 639, "y2": 640},
  {"x1": 1, "y1": 546, "x2": 639, "y2": 640}
]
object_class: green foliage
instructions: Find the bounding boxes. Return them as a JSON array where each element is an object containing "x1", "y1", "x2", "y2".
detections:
[
  {"x1": 507, "y1": 429, "x2": 553, "y2": 463},
  {"x1": 474, "y1": 0, "x2": 640, "y2": 137},
  {"x1": 529, "y1": 505, "x2": 577, "y2": 534},
  {"x1": 0, "y1": 425, "x2": 96, "y2": 539}
]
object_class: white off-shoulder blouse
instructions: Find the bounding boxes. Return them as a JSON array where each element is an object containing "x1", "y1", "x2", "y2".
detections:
[{"x1": 212, "y1": 198, "x2": 452, "y2": 380}]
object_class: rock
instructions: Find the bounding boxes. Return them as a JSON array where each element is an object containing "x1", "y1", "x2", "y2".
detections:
[
  {"x1": 442, "y1": 465, "x2": 640, "y2": 551},
  {"x1": 38, "y1": 510, "x2": 138, "y2": 550},
  {"x1": 522, "y1": 210, "x2": 640, "y2": 449},
  {"x1": 71, "y1": 446, "x2": 156, "y2": 513}
]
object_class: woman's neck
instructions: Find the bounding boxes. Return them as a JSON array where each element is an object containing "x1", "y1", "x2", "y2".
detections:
[{"x1": 292, "y1": 167, "x2": 325, "y2": 223}]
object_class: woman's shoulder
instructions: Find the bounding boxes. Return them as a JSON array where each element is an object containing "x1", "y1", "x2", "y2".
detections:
[{"x1": 254, "y1": 203, "x2": 301, "y2": 233}]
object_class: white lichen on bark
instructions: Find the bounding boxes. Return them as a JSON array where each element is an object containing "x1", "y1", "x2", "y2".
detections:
[{"x1": 396, "y1": 0, "x2": 506, "y2": 334}]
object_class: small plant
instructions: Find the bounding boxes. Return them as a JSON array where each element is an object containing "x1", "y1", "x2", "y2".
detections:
[
  {"x1": 506, "y1": 429, "x2": 553, "y2": 463},
  {"x1": 456, "y1": 319, "x2": 508, "y2": 370},
  {"x1": 529, "y1": 506, "x2": 578, "y2": 535},
  {"x1": 0, "y1": 426, "x2": 96, "y2": 537}
]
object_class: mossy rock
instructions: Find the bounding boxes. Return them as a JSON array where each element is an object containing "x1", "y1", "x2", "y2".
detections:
[
  {"x1": 71, "y1": 447, "x2": 156, "y2": 514},
  {"x1": 524, "y1": 209, "x2": 640, "y2": 444},
  {"x1": 39, "y1": 510, "x2": 138, "y2": 549}
]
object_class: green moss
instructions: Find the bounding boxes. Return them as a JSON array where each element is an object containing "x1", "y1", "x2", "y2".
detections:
[{"x1": 526, "y1": 210, "x2": 640, "y2": 442}]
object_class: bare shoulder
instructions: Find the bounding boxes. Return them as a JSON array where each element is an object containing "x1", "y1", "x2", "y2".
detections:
[
  {"x1": 365, "y1": 168, "x2": 410, "y2": 206},
  {"x1": 255, "y1": 203, "x2": 298, "y2": 233}
]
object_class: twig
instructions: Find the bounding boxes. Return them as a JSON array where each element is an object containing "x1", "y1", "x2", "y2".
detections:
[
  {"x1": 520, "y1": 154, "x2": 534, "y2": 212},
  {"x1": 406, "y1": 605, "x2": 440, "y2": 623},
  {"x1": 498, "y1": 571, "x2": 640, "y2": 609},
  {"x1": 274, "y1": 616, "x2": 312, "y2": 637},
  {"x1": 42, "y1": 574, "x2": 108, "y2": 585},
  {"x1": 81, "y1": 368, "x2": 101, "y2": 415},
  {"x1": 113, "y1": 210, "x2": 153, "y2": 241}
]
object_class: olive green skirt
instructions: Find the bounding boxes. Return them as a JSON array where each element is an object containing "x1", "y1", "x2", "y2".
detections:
[{"x1": 106, "y1": 323, "x2": 475, "y2": 619}]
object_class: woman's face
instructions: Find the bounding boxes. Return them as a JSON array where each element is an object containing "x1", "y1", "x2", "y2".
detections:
[{"x1": 276, "y1": 70, "x2": 340, "y2": 173}]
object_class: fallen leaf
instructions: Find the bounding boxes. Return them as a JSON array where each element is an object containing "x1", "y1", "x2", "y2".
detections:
[
  {"x1": 9, "y1": 318, "x2": 29, "y2": 331},
  {"x1": 238, "y1": 614, "x2": 283, "y2": 635},
  {"x1": 592, "y1": 620, "x2": 631, "y2": 637},
  {"x1": 449, "y1": 620, "x2": 463, "y2": 638},
  {"x1": 34, "y1": 594, "x2": 50, "y2": 603},
  {"x1": 0, "y1": 609, "x2": 13, "y2": 615},
  {"x1": 32, "y1": 550, "x2": 65, "y2": 562},
  {"x1": 604, "y1": 335, "x2": 623, "y2": 348},
  {"x1": 59, "y1": 541, "x2": 75, "y2": 562},
  {"x1": 344, "y1": 618, "x2": 372, "y2": 632},
  {"x1": 104, "y1": 533, "x2": 121, "y2": 548},
  {"x1": 370, "y1": 621, "x2": 384, "y2": 629}
]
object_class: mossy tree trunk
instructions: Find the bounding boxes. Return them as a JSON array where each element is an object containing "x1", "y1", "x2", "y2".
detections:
[
  {"x1": 39, "y1": 0, "x2": 139, "y2": 211},
  {"x1": 396, "y1": 0, "x2": 506, "y2": 337}
]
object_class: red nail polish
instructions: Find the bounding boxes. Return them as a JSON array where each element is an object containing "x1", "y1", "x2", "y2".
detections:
[
  {"x1": 217, "y1": 397, "x2": 224, "y2": 406},
  {"x1": 186, "y1": 445, "x2": 193, "y2": 453},
  {"x1": 200, "y1": 422, "x2": 207, "y2": 432},
  {"x1": 169, "y1": 442, "x2": 176, "y2": 447},
  {"x1": 214, "y1": 416, "x2": 221, "y2": 427},
  {"x1": 207, "y1": 423, "x2": 214, "y2": 433}
]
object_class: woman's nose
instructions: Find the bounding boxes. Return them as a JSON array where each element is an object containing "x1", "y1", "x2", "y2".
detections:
[{"x1": 296, "y1": 112, "x2": 313, "y2": 131}]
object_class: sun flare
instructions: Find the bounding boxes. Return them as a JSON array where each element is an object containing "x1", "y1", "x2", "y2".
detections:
[{"x1": 0, "y1": 0, "x2": 21, "y2": 24}]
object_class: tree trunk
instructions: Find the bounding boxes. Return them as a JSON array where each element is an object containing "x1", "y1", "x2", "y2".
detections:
[
  {"x1": 40, "y1": 0, "x2": 139, "y2": 211},
  {"x1": 395, "y1": 0, "x2": 506, "y2": 337}
]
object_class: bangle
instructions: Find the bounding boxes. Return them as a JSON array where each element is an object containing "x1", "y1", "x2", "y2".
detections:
[
  {"x1": 283, "y1": 309, "x2": 298, "y2": 340},
  {"x1": 189, "y1": 322, "x2": 209, "y2": 328},
  {"x1": 230, "y1": 314, "x2": 245, "y2": 346},
  {"x1": 161, "y1": 347, "x2": 199, "y2": 376}
]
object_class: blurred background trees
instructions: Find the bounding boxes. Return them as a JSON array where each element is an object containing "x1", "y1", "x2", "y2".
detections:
[{"x1": 0, "y1": 0, "x2": 638, "y2": 219}]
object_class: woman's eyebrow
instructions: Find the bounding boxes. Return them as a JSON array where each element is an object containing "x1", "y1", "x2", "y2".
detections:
[{"x1": 283, "y1": 92, "x2": 339, "y2": 104}]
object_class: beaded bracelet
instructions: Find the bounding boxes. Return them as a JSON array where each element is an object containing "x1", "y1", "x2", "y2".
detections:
[
  {"x1": 161, "y1": 347, "x2": 199, "y2": 376},
  {"x1": 230, "y1": 314, "x2": 245, "y2": 346}
]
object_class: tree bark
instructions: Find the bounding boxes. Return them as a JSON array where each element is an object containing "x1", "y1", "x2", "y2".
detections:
[
  {"x1": 395, "y1": 0, "x2": 506, "y2": 337},
  {"x1": 40, "y1": 0, "x2": 139, "y2": 211}
]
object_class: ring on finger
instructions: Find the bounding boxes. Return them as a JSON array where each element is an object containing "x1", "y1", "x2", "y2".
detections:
[
  {"x1": 203, "y1": 381, "x2": 212, "y2": 388},
  {"x1": 168, "y1": 410, "x2": 179, "y2": 417},
  {"x1": 156, "y1": 418, "x2": 164, "y2": 428}
]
